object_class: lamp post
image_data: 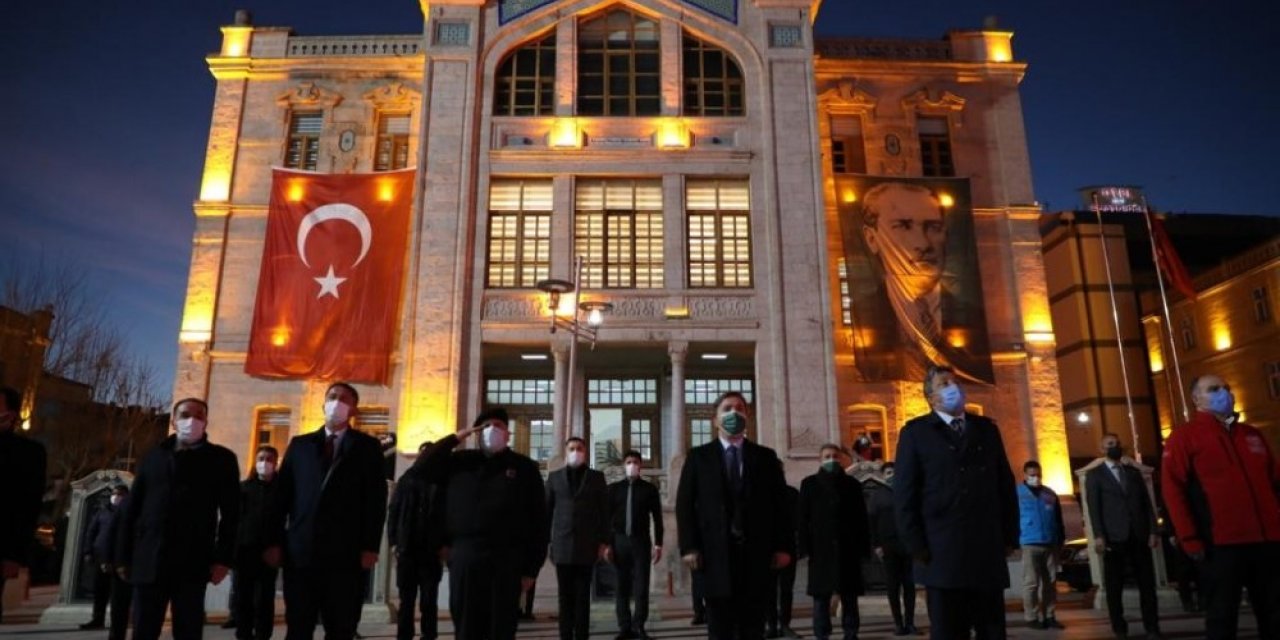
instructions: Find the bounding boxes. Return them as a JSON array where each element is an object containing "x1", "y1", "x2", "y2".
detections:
[{"x1": 537, "y1": 256, "x2": 612, "y2": 440}]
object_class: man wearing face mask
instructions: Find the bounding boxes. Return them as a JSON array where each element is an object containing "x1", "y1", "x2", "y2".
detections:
[
  {"x1": 1085, "y1": 434, "x2": 1160, "y2": 639},
  {"x1": 546, "y1": 437, "x2": 610, "y2": 640},
  {"x1": 799, "y1": 445, "x2": 870, "y2": 640},
  {"x1": 677, "y1": 391, "x2": 793, "y2": 640},
  {"x1": 1163, "y1": 375, "x2": 1280, "y2": 640},
  {"x1": 893, "y1": 366, "x2": 1018, "y2": 640},
  {"x1": 80, "y1": 484, "x2": 130, "y2": 633},
  {"x1": 388, "y1": 441, "x2": 446, "y2": 640},
  {"x1": 608, "y1": 450, "x2": 664, "y2": 640},
  {"x1": 1017, "y1": 461, "x2": 1065, "y2": 631},
  {"x1": 412, "y1": 406, "x2": 548, "y2": 640},
  {"x1": 0, "y1": 385, "x2": 46, "y2": 625},
  {"x1": 867, "y1": 462, "x2": 917, "y2": 636},
  {"x1": 116, "y1": 398, "x2": 240, "y2": 640},
  {"x1": 264, "y1": 382, "x2": 388, "y2": 640},
  {"x1": 234, "y1": 446, "x2": 280, "y2": 640}
]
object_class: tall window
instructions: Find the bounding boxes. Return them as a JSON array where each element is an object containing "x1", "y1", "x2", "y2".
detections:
[
  {"x1": 494, "y1": 33, "x2": 555, "y2": 116},
  {"x1": 285, "y1": 112, "x2": 322, "y2": 170},
  {"x1": 917, "y1": 116, "x2": 954, "y2": 177},
  {"x1": 689, "y1": 417, "x2": 714, "y2": 448},
  {"x1": 830, "y1": 115, "x2": 866, "y2": 174},
  {"x1": 528, "y1": 418, "x2": 555, "y2": 463},
  {"x1": 837, "y1": 257, "x2": 852, "y2": 325},
  {"x1": 374, "y1": 113, "x2": 411, "y2": 171},
  {"x1": 687, "y1": 179, "x2": 751, "y2": 288},
  {"x1": 1253, "y1": 286, "x2": 1272, "y2": 323},
  {"x1": 253, "y1": 408, "x2": 291, "y2": 461},
  {"x1": 587, "y1": 379, "x2": 658, "y2": 404},
  {"x1": 1268, "y1": 362, "x2": 1280, "y2": 400},
  {"x1": 575, "y1": 179, "x2": 663, "y2": 288},
  {"x1": 485, "y1": 378, "x2": 556, "y2": 405},
  {"x1": 1180, "y1": 316, "x2": 1197, "y2": 350},
  {"x1": 682, "y1": 34, "x2": 744, "y2": 117},
  {"x1": 487, "y1": 180, "x2": 553, "y2": 288},
  {"x1": 577, "y1": 9, "x2": 660, "y2": 116}
]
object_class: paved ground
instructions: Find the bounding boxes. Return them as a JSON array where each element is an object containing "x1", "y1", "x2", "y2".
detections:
[{"x1": 0, "y1": 587, "x2": 1262, "y2": 639}]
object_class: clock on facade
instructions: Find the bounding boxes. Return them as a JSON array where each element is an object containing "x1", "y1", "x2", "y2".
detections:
[
  {"x1": 884, "y1": 133, "x2": 901, "y2": 156},
  {"x1": 339, "y1": 129, "x2": 356, "y2": 153}
]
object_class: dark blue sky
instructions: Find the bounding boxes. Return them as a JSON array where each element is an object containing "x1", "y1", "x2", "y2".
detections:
[{"x1": 3, "y1": 0, "x2": 1276, "y2": 392}]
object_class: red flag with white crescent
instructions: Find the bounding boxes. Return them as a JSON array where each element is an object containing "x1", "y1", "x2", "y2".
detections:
[
  {"x1": 1146, "y1": 210, "x2": 1197, "y2": 301},
  {"x1": 246, "y1": 168, "x2": 415, "y2": 383}
]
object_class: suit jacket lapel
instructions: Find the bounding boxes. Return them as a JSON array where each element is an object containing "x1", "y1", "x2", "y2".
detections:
[{"x1": 321, "y1": 429, "x2": 353, "y2": 492}]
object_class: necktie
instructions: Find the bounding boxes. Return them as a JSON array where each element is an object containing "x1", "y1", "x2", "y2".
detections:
[
  {"x1": 727, "y1": 445, "x2": 742, "y2": 493},
  {"x1": 1111, "y1": 465, "x2": 1125, "y2": 492},
  {"x1": 323, "y1": 433, "x2": 337, "y2": 471},
  {"x1": 625, "y1": 482, "x2": 633, "y2": 537},
  {"x1": 917, "y1": 298, "x2": 943, "y2": 345},
  {"x1": 950, "y1": 417, "x2": 965, "y2": 436}
]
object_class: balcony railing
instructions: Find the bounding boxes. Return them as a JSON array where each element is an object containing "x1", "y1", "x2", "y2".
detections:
[
  {"x1": 286, "y1": 35, "x2": 422, "y2": 57},
  {"x1": 815, "y1": 37, "x2": 952, "y2": 61}
]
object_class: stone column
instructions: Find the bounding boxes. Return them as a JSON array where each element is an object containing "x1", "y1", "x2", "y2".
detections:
[
  {"x1": 552, "y1": 339, "x2": 570, "y2": 446},
  {"x1": 666, "y1": 341, "x2": 688, "y2": 506}
]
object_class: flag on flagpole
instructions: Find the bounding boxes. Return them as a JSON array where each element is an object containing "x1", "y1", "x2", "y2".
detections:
[
  {"x1": 1146, "y1": 210, "x2": 1196, "y2": 301},
  {"x1": 246, "y1": 168, "x2": 415, "y2": 383}
]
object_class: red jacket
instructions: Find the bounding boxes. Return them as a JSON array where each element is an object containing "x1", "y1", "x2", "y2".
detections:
[{"x1": 1162, "y1": 411, "x2": 1280, "y2": 555}]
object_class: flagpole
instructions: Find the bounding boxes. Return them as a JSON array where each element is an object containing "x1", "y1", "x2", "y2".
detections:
[
  {"x1": 1140, "y1": 197, "x2": 1190, "y2": 422},
  {"x1": 1092, "y1": 195, "x2": 1142, "y2": 463}
]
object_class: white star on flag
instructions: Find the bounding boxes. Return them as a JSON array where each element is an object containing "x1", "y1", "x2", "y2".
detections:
[{"x1": 314, "y1": 265, "x2": 348, "y2": 299}]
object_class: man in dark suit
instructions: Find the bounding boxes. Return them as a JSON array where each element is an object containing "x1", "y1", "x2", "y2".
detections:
[
  {"x1": 117, "y1": 398, "x2": 240, "y2": 640},
  {"x1": 868, "y1": 463, "x2": 918, "y2": 636},
  {"x1": 677, "y1": 391, "x2": 793, "y2": 640},
  {"x1": 1086, "y1": 434, "x2": 1161, "y2": 640},
  {"x1": 80, "y1": 484, "x2": 129, "y2": 631},
  {"x1": 388, "y1": 440, "x2": 445, "y2": 640},
  {"x1": 547, "y1": 437, "x2": 610, "y2": 640},
  {"x1": 800, "y1": 445, "x2": 870, "y2": 640},
  {"x1": 894, "y1": 366, "x2": 1018, "y2": 640},
  {"x1": 413, "y1": 406, "x2": 548, "y2": 640},
  {"x1": 608, "y1": 450, "x2": 664, "y2": 640},
  {"x1": 264, "y1": 382, "x2": 388, "y2": 640},
  {"x1": 0, "y1": 385, "x2": 46, "y2": 624}
]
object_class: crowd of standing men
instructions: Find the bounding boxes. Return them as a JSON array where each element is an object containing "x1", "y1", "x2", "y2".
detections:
[{"x1": 0, "y1": 364, "x2": 1278, "y2": 640}]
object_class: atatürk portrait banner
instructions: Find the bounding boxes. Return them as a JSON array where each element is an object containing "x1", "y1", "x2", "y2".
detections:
[{"x1": 836, "y1": 176, "x2": 994, "y2": 384}]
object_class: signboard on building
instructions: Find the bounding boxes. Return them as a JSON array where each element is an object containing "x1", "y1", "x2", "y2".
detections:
[{"x1": 1079, "y1": 185, "x2": 1146, "y2": 213}]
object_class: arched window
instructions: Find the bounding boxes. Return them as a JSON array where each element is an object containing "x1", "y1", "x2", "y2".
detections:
[
  {"x1": 577, "y1": 9, "x2": 660, "y2": 116},
  {"x1": 682, "y1": 34, "x2": 744, "y2": 117},
  {"x1": 494, "y1": 33, "x2": 556, "y2": 116}
]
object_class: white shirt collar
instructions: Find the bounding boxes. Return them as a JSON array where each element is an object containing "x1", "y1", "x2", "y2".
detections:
[
  {"x1": 718, "y1": 434, "x2": 744, "y2": 450},
  {"x1": 934, "y1": 409, "x2": 962, "y2": 425},
  {"x1": 324, "y1": 424, "x2": 349, "y2": 440}
]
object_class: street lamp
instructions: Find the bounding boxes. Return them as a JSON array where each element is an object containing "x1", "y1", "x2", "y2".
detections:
[{"x1": 537, "y1": 257, "x2": 612, "y2": 439}]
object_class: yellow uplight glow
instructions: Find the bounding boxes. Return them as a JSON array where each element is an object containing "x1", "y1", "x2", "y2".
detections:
[
  {"x1": 664, "y1": 307, "x2": 691, "y2": 319},
  {"x1": 841, "y1": 188, "x2": 857, "y2": 204},
  {"x1": 549, "y1": 118, "x2": 582, "y2": 148},
  {"x1": 656, "y1": 119, "x2": 691, "y2": 149},
  {"x1": 220, "y1": 26, "x2": 252, "y2": 58},
  {"x1": 377, "y1": 178, "x2": 397, "y2": 202},
  {"x1": 938, "y1": 193, "x2": 955, "y2": 208},
  {"x1": 179, "y1": 300, "x2": 214, "y2": 344},
  {"x1": 288, "y1": 180, "x2": 306, "y2": 203},
  {"x1": 199, "y1": 167, "x2": 232, "y2": 202},
  {"x1": 398, "y1": 398, "x2": 455, "y2": 454},
  {"x1": 1024, "y1": 331, "x2": 1055, "y2": 344},
  {"x1": 983, "y1": 32, "x2": 1014, "y2": 63},
  {"x1": 946, "y1": 329, "x2": 968, "y2": 349},
  {"x1": 271, "y1": 327, "x2": 290, "y2": 347},
  {"x1": 21, "y1": 418, "x2": 30, "y2": 431},
  {"x1": 1213, "y1": 326, "x2": 1232, "y2": 351}
]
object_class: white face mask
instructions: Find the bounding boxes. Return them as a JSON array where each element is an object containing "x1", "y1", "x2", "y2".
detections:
[
  {"x1": 256, "y1": 461, "x2": 276, "y2": 478},
  {"x1": 482, "y1": 425, "x2": 509, "y2": 452},
  {"x1": 624, "y1": 463, "x2": 640, "y2": 478},
  {"x1": 1026, "y1": 476, "x2": 1041, "y2": 488},
  {"x1": 110, "y1": 495, "x2": 123, "y2": 507},
  {"x1": 324, "y1": 399, "x2": 351, "y2": 426},
  {"x1": 175, "y1": 417, "x2": 206, "y2": 443},
  {"x1": 566, "y1": 450, "x2": 585, "y2": 467}
]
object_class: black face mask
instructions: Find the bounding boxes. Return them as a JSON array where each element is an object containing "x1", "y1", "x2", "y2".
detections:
[{"x1": 1105, "y1": 446, "x2": 1123, "y2": 461}]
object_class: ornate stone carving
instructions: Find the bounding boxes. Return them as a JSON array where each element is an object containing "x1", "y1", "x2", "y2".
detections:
[
  {"x1": 902, "y1": 88, "x2": 966, "y2": 129},
  {"x1": 818, "y1": 82, "x2": 878, "y2": 118},
  {"x1": 276, "y1": 81, "x2": 343, "y2": 109},
  {"x1": 689, "y1": 296, "x2": 754, "y2": 319},
  {"x1": 482, "y1": 295, "x2": 542, "y2": 320},
  {"x1": 363, "y1": 82, "x2": 421, "y2": 109}
]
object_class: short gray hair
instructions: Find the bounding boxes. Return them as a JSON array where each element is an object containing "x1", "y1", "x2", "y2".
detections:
[
  {"x1": 923, "y1": 364, "x2": 954, "y2": 397},
  {"x1": 861, "y1": 182, "x2": 940, "y2": 229}
]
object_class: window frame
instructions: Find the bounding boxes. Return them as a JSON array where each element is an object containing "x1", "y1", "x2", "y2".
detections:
[
  {"x1": 373, "y1": 112, "x2": 412, "y2": 171},
  {"x1": 284, "y1": 111, "x2": 323, "y2": 170},
  {"x1": 574, "y1": 179, "x2": 664, "y2": 289},
  {"x1": 681, "y1": 34, "x2": 745, "y2": 117},
  {"x1": 917, "y1": 116, "x2": 955, "y2": 177},
  {"x1": 576, "y1": 9, "x2": 662, "y2": 117},
  {"x1": 686, "y1": 179, "x2": 752, "y2": 289},
  {"x1": 493, "y1": 33, "x2": 557, "y2": 117},
  {"x1": 1253, "y1": 286, "x2": 1272, "y2": 323},
  {"x1": 486, "y1": 179, "x2": 553, "y2": 289}
]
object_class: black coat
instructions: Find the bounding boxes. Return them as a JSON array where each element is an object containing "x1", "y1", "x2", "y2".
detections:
[
  {"x1": 84, "y1": 503, "x2": 119, "y2": 563},
  {"x1": 267, "y1": 427, "x2": 388, "y2": 569},
  {"x1": 547, "y1": 466, "x2": 609, "y2": 565},
  {"x1": 607, "y1": 477, "x2": 664, "y2": 546},
  {"x1": 0, "y1": 431, "x2": 46, "y2": 566},
  {"x1": 799, "y1": 470, "x2": 870, "y2": 596},
  {"x1": 676, "y1": 439, "x2": 793, "y2": 599},
  {"x1": 893, "y1": 412, "x2": 1018, "y2": 589},
  {"x1": 236, "y1": 476, "x2": 278, "y2": 555},
  {"x1": 1086, "y1": 463, "x2": 1156, "y2": 543},
  {"x1": 864, "y1": 480, "x2": 904, "y2": 553},
  {"x1": 412, "y1": 435, "x2": 548, "y2": 579},
  {"x1": 386, "y1": 465, "x2": 445, "y2": 565},
  {"x1": 117, "y1": 435, "x2": 240, "y2": 584}
]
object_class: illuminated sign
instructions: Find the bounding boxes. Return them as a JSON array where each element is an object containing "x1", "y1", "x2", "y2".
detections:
[{"x1": 1079, "y1": 185, "x2": 1146, "y2": 213}]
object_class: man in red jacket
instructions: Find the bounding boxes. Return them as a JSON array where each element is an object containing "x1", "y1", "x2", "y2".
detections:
[{"x1": 1162, "y1": 374, "x2": 1280, "y2": 640}]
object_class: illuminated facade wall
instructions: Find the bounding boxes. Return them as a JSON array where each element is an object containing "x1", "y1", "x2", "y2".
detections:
[
  {"x1": 175, "y1": 1, "x2": 1067, "y2": 496},
  {"x1": 1042, "y1": 216, "x2": 1160, "y2": 464},
  {"x1": 1144, "y1": 237, "x2": 1280, "y2": 449}
]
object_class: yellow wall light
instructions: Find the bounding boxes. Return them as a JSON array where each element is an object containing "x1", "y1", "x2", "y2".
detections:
[
  {"x1": 656, "y1": 119, "x2": 691, "y2": 149},
  {"x1": 549, "y1": 118, "x2": 583, "y2": 149}
]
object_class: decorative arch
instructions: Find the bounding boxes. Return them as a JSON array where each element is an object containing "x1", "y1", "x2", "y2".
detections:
[
  {"x1": 682, "y1": 31, "x2": 745, "y2": 116},
  {"x1": 362, "y1": 81, "x2": 421, "y2": 111},
  {"x1": 818, "y1": 80, "x2": 877, "y2": 118},
  {"x1": 492, "y1": 30, "x2": 557, "y2": 116},
  {"x1": 901, "y1": 87, "x2": 966, "y2": 128},
  {"x1": 275, "y1": 81, "x2": 344, "y2": 110}
]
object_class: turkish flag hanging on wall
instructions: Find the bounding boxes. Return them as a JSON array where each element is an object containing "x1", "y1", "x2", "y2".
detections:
[{"x1": 246, "y1": 168, "x2": 415, "y2": 384}]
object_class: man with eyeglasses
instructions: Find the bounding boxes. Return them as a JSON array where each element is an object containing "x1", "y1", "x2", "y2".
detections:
[{"x1": 1163, "y1": 374, "x2": 1280, "y2": 640}]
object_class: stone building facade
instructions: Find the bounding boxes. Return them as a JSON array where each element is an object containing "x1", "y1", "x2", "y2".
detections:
[{"x1": 175, "y1": 0, "x2": 1069, "y2": 494}]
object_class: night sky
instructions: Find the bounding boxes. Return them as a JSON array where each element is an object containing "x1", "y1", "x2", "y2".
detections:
[{"x1": 3, "y1": 0, "x2": 1277, "y2": 393}]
